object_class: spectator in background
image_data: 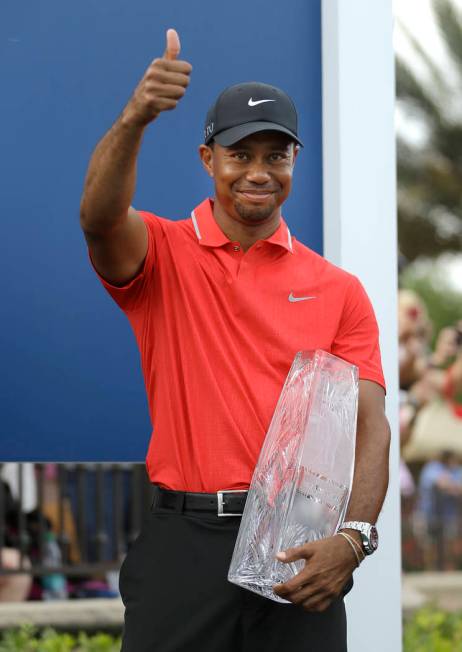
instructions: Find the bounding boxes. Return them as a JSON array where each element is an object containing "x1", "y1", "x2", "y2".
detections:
[
  {"x1": 398, "y1": 290, "x2": 433, "y2": 503},
  {"x1": 0, "y1": 476, "x2": 32, "y2": 602},
  {"x1": 0, "y1": 549, "x2": 31, "y2": 602},
  {"x1": 420, "y1": 322, "x2": 462, "y2": 418},
  {"x1": 398, "y1": 289, "x2": 432, "y2": 393},
  {"x1": 399, "y1": 294, "x2": 462, "y2": 441},
  {"x1": 417, "y1": 451, "x2": 462, "y2": 570}
]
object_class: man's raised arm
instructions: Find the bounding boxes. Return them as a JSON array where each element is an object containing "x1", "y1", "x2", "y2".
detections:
[{"x1": 79, "y1": 29, "x2": 192, "y2": 286}]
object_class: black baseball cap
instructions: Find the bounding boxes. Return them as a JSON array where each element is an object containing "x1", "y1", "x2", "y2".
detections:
[{"x1": 204, "y1": 81, "x2": 303, "y2": 147}]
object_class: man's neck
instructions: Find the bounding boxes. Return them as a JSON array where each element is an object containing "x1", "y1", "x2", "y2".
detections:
[{"x1": 212, "y1": 198, "x2": 281, "y2": 252}]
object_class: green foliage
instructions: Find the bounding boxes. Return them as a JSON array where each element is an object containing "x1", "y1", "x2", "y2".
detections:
[
  {"x1": 404, "y1": 607, "x2": 462, "y2": 651},
  {"x1": 75, "y1": 632, "x2": 120, "y2": 652},
  {"x1": 0, "y1": 626, "x2": 121, "y2": 652},
  {"x1": 4, "y1": 615, "x2": 462, "y2": 652}
]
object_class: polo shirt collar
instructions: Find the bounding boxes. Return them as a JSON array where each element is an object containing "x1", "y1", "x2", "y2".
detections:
[{"x1": 190, "y1": 198, "x2": 293, "y2": 253}]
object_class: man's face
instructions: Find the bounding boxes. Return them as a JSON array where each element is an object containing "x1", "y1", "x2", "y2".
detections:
[{"x1": 200, "y1": 131, "x2": 298, "y2": 225}]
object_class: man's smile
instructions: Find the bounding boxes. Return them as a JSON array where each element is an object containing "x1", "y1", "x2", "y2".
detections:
[{"x1": 235, "y1": 189, "x2": 277, "y2": 202}]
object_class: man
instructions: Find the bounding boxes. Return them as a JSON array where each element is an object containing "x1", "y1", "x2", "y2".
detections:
[
  {"x1": 418, "y1": 451, "x2": 462, "y2": 570},
  {"x1": 80, "y1": 28, "x2": 390, "y2": 652}
]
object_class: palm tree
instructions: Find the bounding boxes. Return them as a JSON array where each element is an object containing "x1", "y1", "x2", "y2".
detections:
[{"x1": 396, "y1": 0, "x2": 462, "y2": 264}]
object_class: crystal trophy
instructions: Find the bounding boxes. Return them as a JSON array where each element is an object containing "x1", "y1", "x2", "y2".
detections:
[{"x1": 228, "y1": 350, "x2": 359, "y2": 603}]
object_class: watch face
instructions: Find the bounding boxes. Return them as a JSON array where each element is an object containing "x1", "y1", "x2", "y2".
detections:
[{"x1": 370, "y1": 526, "x2": 379, "y2": 550}]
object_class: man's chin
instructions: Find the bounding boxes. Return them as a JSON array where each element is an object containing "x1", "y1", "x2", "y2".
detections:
[{"x1": 234, "y1": 200, "x2": 278, "y2": 223}]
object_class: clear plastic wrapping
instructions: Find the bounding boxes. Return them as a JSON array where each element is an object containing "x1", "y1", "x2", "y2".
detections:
[{"x1": 228, "y1": 350, "x2": 359, "y2": 602}]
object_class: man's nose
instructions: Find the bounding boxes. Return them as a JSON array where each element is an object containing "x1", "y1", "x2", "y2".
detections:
[{"x1": 245, "y1": 162, "x2": 271, "y2": 184}]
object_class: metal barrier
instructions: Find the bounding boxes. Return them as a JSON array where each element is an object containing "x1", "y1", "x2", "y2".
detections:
[{"x1": 0, "y1": 464, "x2": 152, "y2": 579}]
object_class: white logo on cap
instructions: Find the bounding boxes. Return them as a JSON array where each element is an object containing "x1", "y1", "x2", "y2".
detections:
[{"x1": 248, "y1": 98, "x2": 276, "y2": 107}]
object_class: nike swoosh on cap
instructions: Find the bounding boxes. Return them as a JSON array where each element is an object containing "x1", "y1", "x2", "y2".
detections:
[
  {"x1": 288, "y1": 293, "x2": 317, "y2": 302},
  {"x1": 248, "y1": 98, "x2": 276, "y2": 107}
]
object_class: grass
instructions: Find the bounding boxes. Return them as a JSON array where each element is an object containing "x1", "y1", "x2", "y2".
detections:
[
  {"x1": 0, "y1": 625, "x2": 121, "y2": 651},
  {"x1": 404, "y1": 607, "x2": 462, "y2": 651},
  {"x1": 2, "y1": 609, "x2": 462, "y2": 651}
]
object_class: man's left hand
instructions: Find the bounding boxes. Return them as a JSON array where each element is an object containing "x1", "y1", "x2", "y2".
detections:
[{"x1": 272, "y1": 535, "x2": 358, "y2": 612}]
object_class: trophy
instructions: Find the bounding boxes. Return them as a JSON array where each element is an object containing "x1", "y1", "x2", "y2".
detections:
[{"x1": 228, "y1": 350, "x2": 359, "y2": 603}]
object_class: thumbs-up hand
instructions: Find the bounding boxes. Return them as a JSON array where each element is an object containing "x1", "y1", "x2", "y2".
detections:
[{"x1": 123, "y1": 28, "x2": 192, "y2": 128}]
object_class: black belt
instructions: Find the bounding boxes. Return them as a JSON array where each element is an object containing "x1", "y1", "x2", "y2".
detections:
[{"x1": 152, "y1": 485, "x2": 248, "y2": 516}]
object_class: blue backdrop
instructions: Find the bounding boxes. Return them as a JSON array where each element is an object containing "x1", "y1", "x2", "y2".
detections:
[{"x1": 1, "y1": 0, "x2": 322, "y2": 460}]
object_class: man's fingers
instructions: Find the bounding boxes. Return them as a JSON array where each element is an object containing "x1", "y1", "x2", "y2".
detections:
[
  {"x1": 274, "y1": 580, "x2": 337, "y2": 612},
  {"x1": 152, "y1": 97, "x2": 178, "y2": 112},
  {"x1": 150, "y1": 69, "x2": 191, "y2": 87},
  {"x1": 302, "y1": 596, "x2": 333, "y2": 613},
  {"x1": 273, "y1": 576, "x2": 310, "y2": 598},
  {"x1": 151, "y1": 58, "x2": 192, "y2": 76},
  {"x1": 283, "y1": 582, "x2": 317, "y2": 604},
  {"x1": 276, "y1": 545, "x2": 312, "y2": 563},
  {"x1": 164, "y1": 28, "x2": 180, "y2": 60}
]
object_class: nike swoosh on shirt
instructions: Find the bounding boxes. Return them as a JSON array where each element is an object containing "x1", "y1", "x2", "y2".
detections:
[
  {"x1": 248, "y1": 98, "x2": 276, "y2": 107},
  {"x1": 288, "y1": 293, "x2": 317, "y2": 302}
]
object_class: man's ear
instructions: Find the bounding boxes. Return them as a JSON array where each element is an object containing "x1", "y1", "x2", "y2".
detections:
[
  {"x1": 199, "y1": 144, "x2": 214, "y2": 178},
  {"x1": 292, "y1": 144, "x2": 300, "y2": 166}
]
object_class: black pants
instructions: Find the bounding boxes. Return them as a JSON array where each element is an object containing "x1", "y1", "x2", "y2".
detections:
[{"x1": 120, "y1": 490, "x2": 348, "y2": 652}]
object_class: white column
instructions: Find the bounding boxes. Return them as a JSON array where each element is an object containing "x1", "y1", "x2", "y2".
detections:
[{"x1": 322, "y1": 1, "x2": 401, "y2": 650}]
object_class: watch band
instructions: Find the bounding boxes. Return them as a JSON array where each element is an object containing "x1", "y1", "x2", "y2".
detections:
[
  {"x1": 340, "y1": 521, "x2": 379, "y2": 555},
  {"x1": 341, "y1": 520, "x2": 371, "y2": 533}
]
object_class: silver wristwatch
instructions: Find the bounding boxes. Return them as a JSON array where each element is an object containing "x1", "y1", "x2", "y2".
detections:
[{"x1": 340, "y1": 521, "x2": 379, "y2": 555}]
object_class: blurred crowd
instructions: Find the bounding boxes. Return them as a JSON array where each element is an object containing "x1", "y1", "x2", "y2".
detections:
[
  {"x1": 399, "y1": 289, "x2": 462, "y2": 570},
  {"x1": 0, "y1": 463, "x2": 141, "y2": 603}
]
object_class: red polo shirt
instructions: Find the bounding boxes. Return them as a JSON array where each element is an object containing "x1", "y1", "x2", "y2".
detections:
[{"x1": 91, "y1": 198, "x2": 385, "y2": 492}]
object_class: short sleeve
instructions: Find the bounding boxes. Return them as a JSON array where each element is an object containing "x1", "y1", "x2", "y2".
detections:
[
  {"x1": 331, "y1": 275, "x2": 386, "y2": 391},
  {"x1": 89, "y1": 211, "x2": 162, "y2": 313}
]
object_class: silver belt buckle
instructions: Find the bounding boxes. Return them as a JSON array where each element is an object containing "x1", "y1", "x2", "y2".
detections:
[{"x1": 217, "y1": 489, "x2": 246, "y2": 517}]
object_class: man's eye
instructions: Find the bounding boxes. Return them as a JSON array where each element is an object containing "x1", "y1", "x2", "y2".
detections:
[
  {"x1": 270, "y1": 153, "x2": 285, "y2": 162},
  {"x1": 233, "y1": 152, "x2": 249, "y2": 161}
]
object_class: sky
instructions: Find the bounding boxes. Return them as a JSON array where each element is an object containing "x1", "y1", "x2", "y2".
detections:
[
  {"x1": 393, "y1": 0, "x2": 455, "y2": 61},
  {"x1": 392, "y1": 0, "x2": 462, "y2": 290},
  {"x1": 392, "y1": 0, "x2": 455, "y2": 142}
]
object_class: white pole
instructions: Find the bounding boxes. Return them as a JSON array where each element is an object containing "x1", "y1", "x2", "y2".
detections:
[{"x1": 322, "y1": 1, "x2": 402, "y2": 650}]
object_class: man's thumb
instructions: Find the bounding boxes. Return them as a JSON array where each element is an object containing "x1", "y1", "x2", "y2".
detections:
[
  {"x1": 164, "y1": 28, "x2": 180, "y2": 60},
  {"x1": 276, "y1": 546, "x2": 308, "y2": 563}
]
